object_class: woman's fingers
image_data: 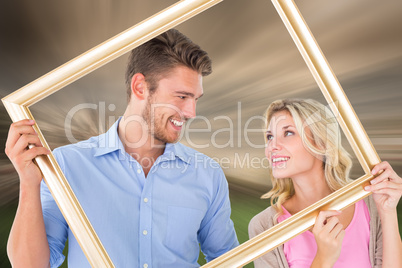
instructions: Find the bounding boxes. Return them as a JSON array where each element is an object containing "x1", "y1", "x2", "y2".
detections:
[
  {"x1": 371, "y1": 161, "x2": 391, "y2": 176},
  {"x1": 367, "y1": 162, "x2": 402, "y2": 212},
  {"x1": 371, "y1": 161, "x2": 401, "y2": 182},
  {"x1": 367, "y1": 180, "x2": 401, "y2": 192},
  {"x1": 371, "y1": 169, "x2": 392, "y2": 184},
  {"x1": 366, "y1": 172, "x2": 402, "y2": 195},
  {"x1": 312, "y1": 210, "x2": 345, "y2": 266},
  {"x1": 367, "y1": 161, "x2": 402, "y2": 191},
  {"x1": 370, "y1": 188, "x2": 402, "y2": 201},
  {"x1": 314, "y1": 210, "x2": 342, "y2": 230},
  {"x1": 335, "y1": 229, "x2": 345, "y2": 242},
  {"x1": 322, "y1": 217, "x2": 343, "y2": 238}
]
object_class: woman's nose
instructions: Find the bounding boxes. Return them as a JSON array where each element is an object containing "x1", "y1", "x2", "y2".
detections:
[{"x1": 269, "y1": 136, "x2": 282, "y2": 151}]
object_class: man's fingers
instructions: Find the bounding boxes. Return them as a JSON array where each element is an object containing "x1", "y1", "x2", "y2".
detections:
[
  {"x1": 22, "y1": 147, "x2": 50, "y2": 161},
  {"x1": 12, "y1": 146, "x2": 50, "y2": 169},
  {"x1": 12, "y1": 134, "x2": 44, "y2": 156},
  {"x1": 12, "y1": 119, "x2": 35, "y2": 126},
  {"x1": 6, "y1": 120, "x2": 37, "y2": 150}
]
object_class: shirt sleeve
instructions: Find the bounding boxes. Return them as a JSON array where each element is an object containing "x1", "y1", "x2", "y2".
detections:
[
  {"x1": 197, "y1": 166, "x2": 239, "y2": 262},
  {"x1": 40, "y1": 149, "x2": 69, "y2": 268}
]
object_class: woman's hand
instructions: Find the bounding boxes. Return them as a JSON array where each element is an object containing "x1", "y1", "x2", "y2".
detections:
[
  {"x1": 311, "y1": 210, "x2": 345, "y2": 268},
  {"x1": 365, "y1": 161, "x2": 402, "y2": 215}
]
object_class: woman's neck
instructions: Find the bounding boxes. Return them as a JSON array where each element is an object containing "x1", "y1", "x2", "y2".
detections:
[{"x1": 285, "y1": 168, "x2": 332, "y2": 214}]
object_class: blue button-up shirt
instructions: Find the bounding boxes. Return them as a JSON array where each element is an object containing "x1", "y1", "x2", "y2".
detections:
[{"x1": 41, "y1": 119, "x2": 239, "y2": 267}]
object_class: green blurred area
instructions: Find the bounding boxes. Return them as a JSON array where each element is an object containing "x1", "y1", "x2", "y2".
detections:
[
  {"x1": 1, "y1": 188, "x2": 401, "y2": 267},
  {"x1": 0, "y1": 204, "x2": 16, "y2": 268},
  {"x1": 197, "y1": 187, "x2": 268, "y2": 267}
]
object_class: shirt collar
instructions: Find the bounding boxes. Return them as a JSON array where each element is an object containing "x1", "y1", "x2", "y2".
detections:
[
  {"x1": 161, "y1": 143, "x2": 191, "y2": 164},
  {"x1": 94, "y1": 117, "x2": 191, "y2": 165},
  {"x1": 93, "y1": 117, "x2": 125, "y2": 157}
]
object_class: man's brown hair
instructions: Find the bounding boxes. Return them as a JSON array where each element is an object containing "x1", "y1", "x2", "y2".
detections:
[{"x1": 125, "y1": 29, "x2": 212, "y2": 101}]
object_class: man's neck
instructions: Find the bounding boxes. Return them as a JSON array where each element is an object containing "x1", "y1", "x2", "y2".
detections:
[{"x1": 118, "y1": 115, "x2": 165, "y2": 176}]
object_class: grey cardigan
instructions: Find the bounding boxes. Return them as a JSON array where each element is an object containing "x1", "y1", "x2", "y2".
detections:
[{"x1": 248, "y1": 196, "x2": 383, "y2": 268}]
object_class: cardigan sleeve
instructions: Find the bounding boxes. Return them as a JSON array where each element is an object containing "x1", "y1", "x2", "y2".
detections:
[
  {"x1": 248, "y1": 207, "x2": 288, "y2": 268},
  {"x1": 364, "y1": 196, "x2": 383, "y2": 267}
]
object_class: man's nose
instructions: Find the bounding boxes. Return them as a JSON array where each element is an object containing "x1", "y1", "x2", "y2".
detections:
[{"x1": 182, "y1": 99, "x2": 196, "y2": 119}]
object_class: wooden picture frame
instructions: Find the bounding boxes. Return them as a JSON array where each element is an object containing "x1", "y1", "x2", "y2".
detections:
[{"x1": 2, "y1": 0, "x2": 380, "y2": 267}]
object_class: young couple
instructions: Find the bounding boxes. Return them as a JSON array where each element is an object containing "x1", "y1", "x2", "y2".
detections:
[{"x1": 6, "y1": 29, "x2": 401, "y2": 267}]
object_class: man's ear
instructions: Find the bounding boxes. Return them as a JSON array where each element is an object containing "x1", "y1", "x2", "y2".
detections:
[{"x1": 130, "y1": 73, "x2": 147, "y2": 100}]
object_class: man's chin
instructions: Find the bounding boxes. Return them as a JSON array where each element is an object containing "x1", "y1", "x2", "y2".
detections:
[
  {"x1": 154, "y1": 134, "x2": 181, "y2": 144},
  {"x1": 167, "y1": 135, "x2": 181, "y2": 144}
]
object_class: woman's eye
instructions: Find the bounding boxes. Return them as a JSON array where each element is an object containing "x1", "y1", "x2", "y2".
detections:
[
  {"x1": 266, "y1": 134, "x2": 273, "y2": 140},
  {"x1": 285, "y1": 131, "x2": 294, "y2": 137}
]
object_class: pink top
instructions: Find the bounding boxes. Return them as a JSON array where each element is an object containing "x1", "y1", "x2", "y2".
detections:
[{"x1": 278, "y1": 200, "x2": 371, "y2": 268}]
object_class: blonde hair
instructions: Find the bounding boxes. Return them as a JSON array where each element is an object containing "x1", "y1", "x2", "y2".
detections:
[{"x1": 262, "y1": 99, "x2": 352, "y2": 218}]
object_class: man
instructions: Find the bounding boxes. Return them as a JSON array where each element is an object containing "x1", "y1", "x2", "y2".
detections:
[{"x1": 6, "y1": 29, "x2": 239, "y2": 267}]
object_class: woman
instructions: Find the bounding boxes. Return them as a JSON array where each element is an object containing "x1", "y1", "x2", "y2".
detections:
[{"x1": 249, "y1": 99, "x2": 402, "y2": 268}]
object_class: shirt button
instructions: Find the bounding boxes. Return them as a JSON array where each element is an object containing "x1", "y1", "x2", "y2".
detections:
[
  {"x1": 137, "y1": 169, "x2": 141, "y2": 174},
  {"x1": 143, "y1": 264, "x2": 148, "y2": 268},
  {"x1": 144, "y1": 198, "x2": 148, "y2": 203},
  {"x1": 143, "y1": 230, "x2": 148, "y2": 235}
]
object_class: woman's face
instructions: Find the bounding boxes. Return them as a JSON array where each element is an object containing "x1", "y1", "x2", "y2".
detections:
[{"x1": 265, "y1": 110, "x2": 323, "y2": 180}]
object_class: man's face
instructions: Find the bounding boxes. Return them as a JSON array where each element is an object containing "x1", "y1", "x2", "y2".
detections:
[{"x1": 142, "y1": 65, "x2": 203, "y2": 144}]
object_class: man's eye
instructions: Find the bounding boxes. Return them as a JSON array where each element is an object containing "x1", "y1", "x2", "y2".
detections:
[{"x1": 178, "y1": 96, "x2": 186, "y2": 99}]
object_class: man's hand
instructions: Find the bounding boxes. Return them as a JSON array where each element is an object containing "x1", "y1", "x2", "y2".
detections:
[
  {"x1": 6, "y1": 120, "x2": 52, "y2": 267},
  {"x1": 5, "y1": 119, "x2": 50, "y2": 188}
]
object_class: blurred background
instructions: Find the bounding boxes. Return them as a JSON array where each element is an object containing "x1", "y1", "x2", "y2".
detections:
[{"x1": 1, "y1": 0, "x2": 401, "y2": 267}]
